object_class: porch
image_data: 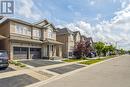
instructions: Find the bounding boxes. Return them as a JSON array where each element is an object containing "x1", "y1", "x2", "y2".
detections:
[{"x1": 42, "y1": 39, "x2": 63, "y2": 59}]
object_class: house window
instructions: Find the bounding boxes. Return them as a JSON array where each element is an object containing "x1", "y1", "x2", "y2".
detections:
[
  {"x1": 15, "y1": 24, "x2": 31, "y2": 36},
  {"x1": 69, "y1": 52, "x2": 73, "y2": 57},
  {"x1": 48, "y1": 29, "x2": 53, "y2": 38},
  {"x1": 33, "y1": 28, "x2": 41, "y2": 38}
]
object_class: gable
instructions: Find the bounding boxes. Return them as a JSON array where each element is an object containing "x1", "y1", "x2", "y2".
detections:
[
  {"x1": 36, "y1": 20, "x2": 49, "y2": 26},
  {"x1": 46, "y1": 24, "x2": 56, "y2": 32}
]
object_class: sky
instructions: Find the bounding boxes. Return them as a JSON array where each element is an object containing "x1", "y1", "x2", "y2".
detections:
[{"x1": 3, "y1": 0, "x2": 130, "y2": 50}]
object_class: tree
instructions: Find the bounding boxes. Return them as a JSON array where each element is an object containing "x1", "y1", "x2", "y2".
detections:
[
  {"x1": 73, "y1": 41, "x2": 85, "y2": 59},
  {"x1": 73, "y1": 40, "x2": 92, "y2": 59},
  {"x1": 94, "y1": 42, "x2": 105, "y2": 57},
  {"x1": 128, "y1": 50, "x2": 130, "y2": 54},
  {"x1": 120, "y1": 49, "x2": 125, "y2": 55},
  {"x1": 108, "y1": 45, "x2": 116, "y2": 55},
  {"x1": 102, "y1": 46, "x2": 109, "y2": 56}
]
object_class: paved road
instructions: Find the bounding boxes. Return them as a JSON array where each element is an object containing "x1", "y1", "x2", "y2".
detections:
[{"x1": 40, "y1": 55, "x2": 130, "y2": 87}]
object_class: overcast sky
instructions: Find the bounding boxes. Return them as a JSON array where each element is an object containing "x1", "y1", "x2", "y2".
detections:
[{"x1": 7, "y1": 0, "x2": 130, "y2": 50}]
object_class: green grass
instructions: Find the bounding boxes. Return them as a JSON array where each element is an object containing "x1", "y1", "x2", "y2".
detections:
[
  {"x1": 9, "y1": 60, "x2": 26, "y2": 67},
  {"x1": 63, "y1": 58, "x2": 87, "y2": 62},
  {"x1": 80, "y1": 56, "x2": 116, "y2": 65},
  {"x1": 80, "y1": 59, "x2": 104, "y2": 65}
]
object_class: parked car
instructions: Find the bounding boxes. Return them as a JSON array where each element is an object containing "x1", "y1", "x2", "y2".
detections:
[
  {"x1": 0, "y1": 50, "x2": 9, "y2": 69},
  {"x1": 87, "y1": 52, "x2": 97, "y2": 58}
]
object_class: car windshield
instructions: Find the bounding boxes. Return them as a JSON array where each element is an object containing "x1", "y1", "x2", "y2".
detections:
[{"x1": 0, "y1": 51, "x2": 8, "y2": 58}]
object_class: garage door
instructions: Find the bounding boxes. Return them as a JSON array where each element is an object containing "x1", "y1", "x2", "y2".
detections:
[
  {"x1": 30, "y1": 48, "x2": 41, "y2": 59},
  {"x1": 13, "y1": 47, "x2": 28, "y2": 59}
]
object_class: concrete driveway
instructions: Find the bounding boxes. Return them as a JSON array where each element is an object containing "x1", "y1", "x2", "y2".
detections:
[{"x1": 39, "y1": 55, "x2": 130, "y2": 87}]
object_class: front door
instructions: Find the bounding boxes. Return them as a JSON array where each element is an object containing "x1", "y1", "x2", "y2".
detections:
[{"x1": 47, "y1": 45, "x2": 49, "y2": 57}]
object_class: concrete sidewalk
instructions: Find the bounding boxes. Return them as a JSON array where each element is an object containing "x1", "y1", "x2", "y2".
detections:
[{"x1": 31, "y1": 55, "x2": 130, "y2": 87}]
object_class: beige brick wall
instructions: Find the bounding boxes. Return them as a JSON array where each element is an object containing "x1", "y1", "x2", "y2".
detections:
[
  {"x1": 43, "y1": 26, "x2": 56, "y2": 40},
  {"x1": 56, "y1": 34, "x2": 68, "y2": 57},
  {"x1": 0, "y1": 21, "x2": 10, "y2": 58}
]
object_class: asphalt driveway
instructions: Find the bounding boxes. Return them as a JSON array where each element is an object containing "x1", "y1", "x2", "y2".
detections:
[
  {"x1": 20, "y1": 60, "x2": 63, "y2": 67},
  {"x1": 48, "y1": 64, "x2": 85, "y2": 74},
  {"x1": 40, "y1": 55, "x2": 130, "y2": 87},
  {"x1": 0, "y1": 74, "x2": 39, "y2": 87}
]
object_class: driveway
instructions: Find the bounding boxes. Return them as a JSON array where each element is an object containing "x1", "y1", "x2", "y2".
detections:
[
  {"x1": 48, "y1": 64, "x2": 85, "y2": 74},
  {"x1": 0, "y1": 74, "x2": 39, "y2": 87},
  {"x1": 0, "y1": 67, "x2": 15, "y2": 73},
  {"x1": 39, "y1": 55, "x2": 130, "y2": 87},
  {"x1": 20, "y1": 59, "x2": 63, "y2": 67}
]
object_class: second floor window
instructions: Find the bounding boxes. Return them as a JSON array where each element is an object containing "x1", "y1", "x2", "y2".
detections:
[
  {"x1": 48, "y1": 29, "x2": 53, "y2": 38},
  {"x1": 33, "y1": 29, "x2": 41, "y2": 38},
  {"x1": 15, "y1": 24, "x2": 31, "y2": 36}
]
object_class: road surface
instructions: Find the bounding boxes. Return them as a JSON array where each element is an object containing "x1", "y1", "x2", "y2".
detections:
[{"x1": 40, "y1": 55, "x2": 130, "y2": 87}]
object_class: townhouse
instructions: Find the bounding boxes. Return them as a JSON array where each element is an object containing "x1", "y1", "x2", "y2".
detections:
[
  {"x1": 56, "y1": 28, "x2": 95, "y2": 58},
  {"x1": 81, "y1": 35, "x2": 95, "y2": 52},
  {"x1": 56, "y1": 28, "x2": 75, "y2": 58},
  {"x1": 73, "y1": 31, "x2": 81, "y2": 44},
  {"x1": 0, "y1": 17, "x2": 63, "y2": 60}
]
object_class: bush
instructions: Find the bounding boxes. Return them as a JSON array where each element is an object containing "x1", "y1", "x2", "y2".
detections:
[{"x1": 9, "y1": 60, "x2": 26, "y2": 67}]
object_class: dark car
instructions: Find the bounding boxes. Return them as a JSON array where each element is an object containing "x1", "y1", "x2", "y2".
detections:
[
  {"x1": 0, "y1": 50, "x2": 9, "y2": 69},
  {"x1": 87, "y1": 52, "x2": 97, "y2": 58}
]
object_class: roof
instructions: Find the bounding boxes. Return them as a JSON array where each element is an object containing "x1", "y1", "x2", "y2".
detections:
[
  {"x1": 34, "y1": 19, "x2": 57, "y2": 31},
  {"x1": 43, "y1": 39, "x2": 63, "y2": 45},
  {"x1": 34, "y1": 19, "x2": 49, "y2": 26},
  {"x1": 73, "y1": 31, "x2": 81, "y2": 37},
  {"x1": 0, "y1": 35, "x2": 6, "y2": 40},
  {"x1": 57, "y1": 28, "x2": 73, "y2": 35},
  {"x1": 0, "y1": 17, "x2": 43, "y2": 29}
]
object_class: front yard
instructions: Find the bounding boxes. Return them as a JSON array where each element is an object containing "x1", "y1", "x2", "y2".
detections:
[
  {"x1": 80, "y1": 55, "x2": 117, "y2": 65},
  {"x1": 63, "y1": 55, "x2": 117, "y2": 65},
  {"x1": 63, "y1": 58, "x2": 88, "y2": 62}
]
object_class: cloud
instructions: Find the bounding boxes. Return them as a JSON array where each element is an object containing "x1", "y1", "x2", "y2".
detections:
[
  {"x1": 90, "y1": 1, "x2": 95, "y2": 5},
  {"x1": 17, "y1": 0, "x2": 41, "y2": 20},
  {"x1": 57, "y1": 3, "x2": 130, "y2": 50}
]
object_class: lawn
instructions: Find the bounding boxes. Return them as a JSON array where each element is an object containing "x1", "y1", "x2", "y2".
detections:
[
  {"x1": 63, "y1": 58, "x2": 88, "y2": 62},
  {"x1": 80, "y1": 59, "x2": 104, "y2": 65},
  {"x1": 80, "y1": 55, "x2": 116, "y2": 65}
]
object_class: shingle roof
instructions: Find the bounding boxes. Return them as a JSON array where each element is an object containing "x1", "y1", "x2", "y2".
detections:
[
  {"x1": 0, "y1": 17, "x2": 47, "y2": 29},
  {"x1": 57, "y1": 28, "x2": 73, "y2": 35},
  {"x1": 73, "y1": 31, "x2": 81, "y2": 37}
]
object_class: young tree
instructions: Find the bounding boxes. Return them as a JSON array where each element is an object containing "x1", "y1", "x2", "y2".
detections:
[
  {"x1": 102, "y1": 46, "x2": 109, "y2": 56},
  {"x1": 120, "y1": 49, "x2": 125, "y2": 55},
  {"x1": 128, "y1": 50, "x2": 130, "y2": 54},
  {"x1": 94, "y1": 42, "x2": 105, "y2": 57},
  {"x1": 108, "y1": 45, "x2": 116, "y2": 55}
]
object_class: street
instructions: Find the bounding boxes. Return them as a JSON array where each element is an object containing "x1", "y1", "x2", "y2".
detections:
[{"x1": 40, "y1": 55, "x2": 130, "y2": 87}]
